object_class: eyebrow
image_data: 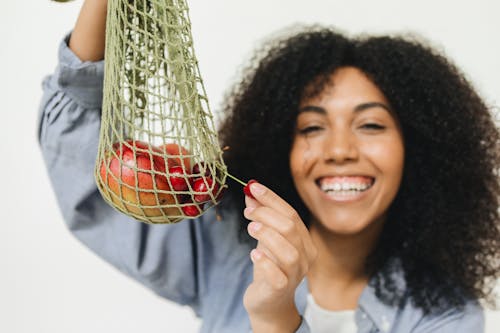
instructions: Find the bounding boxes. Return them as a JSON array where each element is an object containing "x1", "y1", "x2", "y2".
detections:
[{"x1": 299, "y1": 102, "x2": 393, "y2": 114}]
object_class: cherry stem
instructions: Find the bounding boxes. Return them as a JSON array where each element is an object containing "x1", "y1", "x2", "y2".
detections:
[{"x1": 225, "y1": 172, "x2": 247, "y2": 187}]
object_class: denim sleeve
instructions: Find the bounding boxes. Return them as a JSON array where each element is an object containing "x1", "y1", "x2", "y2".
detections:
[
  {"x1": 37, "y1": 33, "x2": 203, "y2": 313},
  {"x1": 411, "y1": 301, "x2": 484, "y2": 333}
]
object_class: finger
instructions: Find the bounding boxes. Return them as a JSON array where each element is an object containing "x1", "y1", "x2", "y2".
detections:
[
  {"x1": 244, "y1": 203, "x2": 316, "y2": 265},
  {"x1": 244, "y1": 206, "x2": 303, "y2": 252},
  {"x1": 244, "y1": 195, "x2": 275, "y2": 266},
  {"x1": 247, "y1": 182, "x2": 299, "y2": 221},
  {"x1": 255, "y1": 242, "x2": 276, "y2": 269},
  {"x1": 245, "y1": 195, "x2": 261, "y2": 209},
  {"x1": 247, "y1": 182, "x2": 316, "y2": 262},
  {"x1": 244, "y1": 195, "x2": 272, "y2": 261},
  {"x1": 248, "y1": 222, "x2": 307, "y2": 277},
  {"x1": 250, "y1": 248, "x2": 289, "y2": 293}
]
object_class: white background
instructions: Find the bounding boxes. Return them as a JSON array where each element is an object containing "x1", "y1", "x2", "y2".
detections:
[{"x1": 1, "y1": 0, "x2": 499, "y2": 332}]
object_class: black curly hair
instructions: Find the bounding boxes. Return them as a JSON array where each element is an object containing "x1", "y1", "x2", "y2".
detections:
[{"x1": 217, "y1": 25, "x2": 500, "y2": 314}]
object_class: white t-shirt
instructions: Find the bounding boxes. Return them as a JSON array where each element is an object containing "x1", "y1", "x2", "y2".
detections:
[{"x1": 303, "y1": 294, "x2": 358, "y2": 333}]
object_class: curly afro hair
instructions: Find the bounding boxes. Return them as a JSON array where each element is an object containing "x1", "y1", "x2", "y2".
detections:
[{"x1": 217, "y1": 26, "x2": 500, "y2": 314}]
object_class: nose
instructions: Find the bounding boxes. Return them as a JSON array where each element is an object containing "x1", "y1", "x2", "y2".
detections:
[{"x1": 323, "y1": 128, "x2": 359, "y2": 164}]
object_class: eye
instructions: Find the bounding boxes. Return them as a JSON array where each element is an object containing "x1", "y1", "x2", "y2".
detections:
[
  {"x1": 297, "y1": 125, "x2": 323, "y2": 136},
  {"x1": 360, "y1": 123, "x2": 385, "y2": 131}
]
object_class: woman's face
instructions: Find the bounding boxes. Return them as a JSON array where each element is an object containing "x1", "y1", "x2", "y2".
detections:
[{"x1": 289, "y1": 67, "x2": 404, "y2": 235}]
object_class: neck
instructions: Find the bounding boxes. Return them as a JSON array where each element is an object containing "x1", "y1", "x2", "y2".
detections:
[{"x1": 306, "y1": 217, "x2": 384, "y2": 310}]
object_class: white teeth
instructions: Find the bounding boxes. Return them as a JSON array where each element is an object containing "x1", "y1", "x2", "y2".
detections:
[
  {"x1": 320, "y1": 182, "x2": 372, "y2": 192},
  {"x1": 325, "y1": 190, "x2": 362, "y2": 198}
]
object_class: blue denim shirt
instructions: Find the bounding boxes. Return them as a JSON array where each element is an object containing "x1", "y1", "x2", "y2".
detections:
[{"x1": 37, "y1": 34, "x2": 485, "y2": 333}]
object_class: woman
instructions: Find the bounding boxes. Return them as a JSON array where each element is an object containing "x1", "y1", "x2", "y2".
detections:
[{"x1": 38, "y1": 0, "x2": 499, "y2": 332}]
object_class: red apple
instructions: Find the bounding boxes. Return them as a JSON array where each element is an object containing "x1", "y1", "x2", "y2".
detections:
[
  {"x1": 158, "y1": 143, "x2": 191, "y2": 171},
  {"x1": 99, "y1": 140, "x2": 181, "y2": 218}
]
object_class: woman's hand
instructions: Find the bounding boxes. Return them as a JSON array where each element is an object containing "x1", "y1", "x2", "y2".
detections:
[{"x1": 243, "y1": 182, "x2": 317, "y2": 333}]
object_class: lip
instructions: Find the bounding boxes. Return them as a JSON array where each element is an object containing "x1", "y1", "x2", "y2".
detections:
[{"x1": 315, "y1": 176, "x2": 376, "y2": 203}]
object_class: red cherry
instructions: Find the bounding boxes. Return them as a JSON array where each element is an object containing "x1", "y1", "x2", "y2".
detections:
[
  {"x1": 192, "y1": 177, "x2": 219, "y2": 203},
  {"x1": 182, "y1": 203, "x2": 204, "y2": 216},
  {"x1": 192, "y1": 162, "x2": 210, "y2": 177},
  {"x1": 243, "y1": 179, "x2": 258, "y2": 199},
  {"x1": 168, "y1": 165, "x2": 189, "y2": 191}
]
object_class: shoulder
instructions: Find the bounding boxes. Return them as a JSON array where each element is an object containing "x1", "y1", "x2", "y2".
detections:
[
  {"x1": 360, "y1": 284, "x2": 484, "y2": 333},
  {"x1": 359, "y1": 259, "x2": 485, "y2": 333},
  {"x1": 395, "y1": 298, "x2": 484, "y2": 333}
]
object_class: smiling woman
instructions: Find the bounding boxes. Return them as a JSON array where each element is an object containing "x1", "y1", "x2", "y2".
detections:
[
  {"x1": 218, "y1": 27, "x2": 500, "y2": 331},
  {"x1": 38, "y1": 1, "x2": 499, "y2": 332}
]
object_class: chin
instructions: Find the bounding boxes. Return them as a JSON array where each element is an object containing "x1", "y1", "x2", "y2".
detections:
[
  {"x1": 322, "y1": 220, "x2": 370, "y2": 236},
  {"x1": 312, "y1": 210, "x2": 385, "y2": 237}
]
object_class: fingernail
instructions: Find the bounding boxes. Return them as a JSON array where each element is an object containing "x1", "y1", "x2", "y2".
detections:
[
  {"x1": 250, "y1": 183, "x2": 265, "y2": 196},
  {"x1": 243, "y1": 207, "x2": 254, "y2": 216},
  {"x1": 250, "y1": 248, "x2": 262, "y2": 261},
  {"x1": 248, "y1": 222, "x2": 261, "y2": 232}
]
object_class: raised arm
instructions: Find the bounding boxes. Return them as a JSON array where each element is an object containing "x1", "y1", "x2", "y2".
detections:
[
  {"x1": 69, "y1": 0, "x2": 107, "y2": 61},
  {"x1": 38, "y1": 0, "x2": 204, "y2": 312}
]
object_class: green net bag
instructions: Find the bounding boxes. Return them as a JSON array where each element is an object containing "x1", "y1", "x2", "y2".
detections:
[{"x1": 94, "y1": 0, "x2": 228, "y2": 224}]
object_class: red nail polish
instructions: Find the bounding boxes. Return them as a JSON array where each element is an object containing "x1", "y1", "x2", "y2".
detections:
[{"x1": 243, "y1": 179, "x2": 258, "y2": 199}]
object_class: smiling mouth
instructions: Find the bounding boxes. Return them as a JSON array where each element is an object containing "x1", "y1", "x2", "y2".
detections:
[{"x1": 315, "y1": 176, "x2": 375, "y2": 199}]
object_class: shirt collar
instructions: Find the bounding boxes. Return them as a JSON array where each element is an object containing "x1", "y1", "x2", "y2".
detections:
[
  {"x1": 295, "y1": 277, "x2": 309, "y2": 315},
  {"x1": 356, "y1": 282, "x2": 399, "y2": 332},
  {"x1": 295, "y1": 260, "x2": 405, "y2": 333}
]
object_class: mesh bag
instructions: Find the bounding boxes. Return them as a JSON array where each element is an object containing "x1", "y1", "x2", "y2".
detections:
[{"x1": 95, "y1": 0, "x2": 228, "y2": 224}]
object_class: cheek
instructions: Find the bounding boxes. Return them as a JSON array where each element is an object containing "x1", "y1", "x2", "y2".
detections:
[
  {"x1": 289, "y1": 139, "x2": 323, "y2": 177},
  {"x1": 364, "y1": 138, "x2": 405, "y2": 180}
]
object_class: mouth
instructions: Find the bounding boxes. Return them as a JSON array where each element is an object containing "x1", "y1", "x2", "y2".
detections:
[{"x1": 315, "y1": 175, "x2": 375, "y2": 201}]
